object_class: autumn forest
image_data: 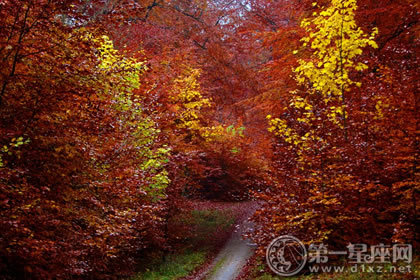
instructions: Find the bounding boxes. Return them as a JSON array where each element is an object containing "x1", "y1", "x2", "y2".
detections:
[{"x1": 0, "y1": 0, "x2": 418, "y2": 279}]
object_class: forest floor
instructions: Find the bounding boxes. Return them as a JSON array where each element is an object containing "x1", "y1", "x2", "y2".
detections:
[
  {"x1": 190, "y1": 202, "x2": 258, "y2": 280},
  {"x1": 130, "y1": 201, "x2": 420, "y2": 280},
  {"x1": 131, "y1": 200, "x2": 257, "y2": 280}
]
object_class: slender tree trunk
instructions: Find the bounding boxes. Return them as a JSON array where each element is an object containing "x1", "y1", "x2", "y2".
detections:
[{"x1": 0, "y1": 4, "x2": 31, "y2": 107}]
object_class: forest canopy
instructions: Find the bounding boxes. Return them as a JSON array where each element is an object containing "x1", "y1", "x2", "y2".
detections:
[{"x1": 0, "y1": 0, "x2": 418, "y2": 279}]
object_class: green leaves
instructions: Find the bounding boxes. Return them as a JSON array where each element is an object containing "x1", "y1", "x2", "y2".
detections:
[
  {"x1": 92, "y1": 34, "x2": 171, "y2": 200},
  {"x1": 0, "y1": 137, "x2": 30, "y2": 167},
  {"x1": 226, "y1": 125, "x2": 245, "y2": 137}
]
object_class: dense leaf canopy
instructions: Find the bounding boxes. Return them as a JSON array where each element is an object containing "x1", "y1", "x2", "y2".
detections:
[{"x1": 0, "y1": 0, "x2": 418, "y2": 278}]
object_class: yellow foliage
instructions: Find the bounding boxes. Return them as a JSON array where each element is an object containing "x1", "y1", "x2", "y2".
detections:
[
  {"x1": 268, "y1": 0, "x2": 379, "y2": 141},
  {"x1": 170, "y1": 67, "x2": 211, "y2": 131},
  {"x1": 93, "y1": 35, "x2": 146, "y2": 94},
  {"x1": 373, "y1": 98, "x2": 390, "y2": 120},
  {"x1": 170, "y1": 66, "x2": 246, "y2": 145},
  {"x1": 295, "y1": 0, "x2": 378, "y2": 122},
  {"x1": 89, "y1": 34, "x2": 170, "y2": 197},
  {"x1": 170, "y1": 67, "x2": 230, "y2": 142},
  {"x1": 267, "y1": 117, "x2": 317, "y2": 163}
]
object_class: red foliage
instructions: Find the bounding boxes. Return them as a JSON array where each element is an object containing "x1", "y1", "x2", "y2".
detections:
[
  {"x1": 248, "y1": 0, "x2": 419, "y2": 262},
  {"x1": 0, "y1": 0, "x2": 417, "y2": 278},
  {"x1": 0, "y1": 1, "x2": 168, "y2": 278}
]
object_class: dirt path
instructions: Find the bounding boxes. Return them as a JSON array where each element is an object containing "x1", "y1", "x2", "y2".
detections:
[{"x1": 203, "y1": 204, "x2": 257, "y2": 280}]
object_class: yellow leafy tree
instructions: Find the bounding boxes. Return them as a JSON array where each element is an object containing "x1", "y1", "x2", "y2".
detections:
[
  {"x1": 293, "y1": 0, "x2": 378, "y2": 130},
  {"x1": 265, "y1": 0, "x2": 380, "y2": 243},
  {"x1": 91, "y1": 34, "x2": 170, "y2": 197},
  {"x1": 170, "y1": 67, "x2": 211, "y2": 131},
  {"x1": 170, "y1": 66, "x2": 227, "y2": 142},
  {"x1": 268, "y1": 0, "x2": 379, "y2": 147}
]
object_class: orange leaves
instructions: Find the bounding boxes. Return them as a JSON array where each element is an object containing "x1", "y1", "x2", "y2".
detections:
[
  {"x1": 250, "y1": 0, "x2": 419, "y2": 263},
  {"x1": 0, "y1": 1, "x2": 172, "y2": 278},
  {"x1": 0, "y1": 0, "x2": 418, "y2": 278}
]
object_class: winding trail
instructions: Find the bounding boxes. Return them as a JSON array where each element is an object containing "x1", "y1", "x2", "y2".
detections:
[{"x1": 203, "y1": 204, "x2": 257, "y2": 280}]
